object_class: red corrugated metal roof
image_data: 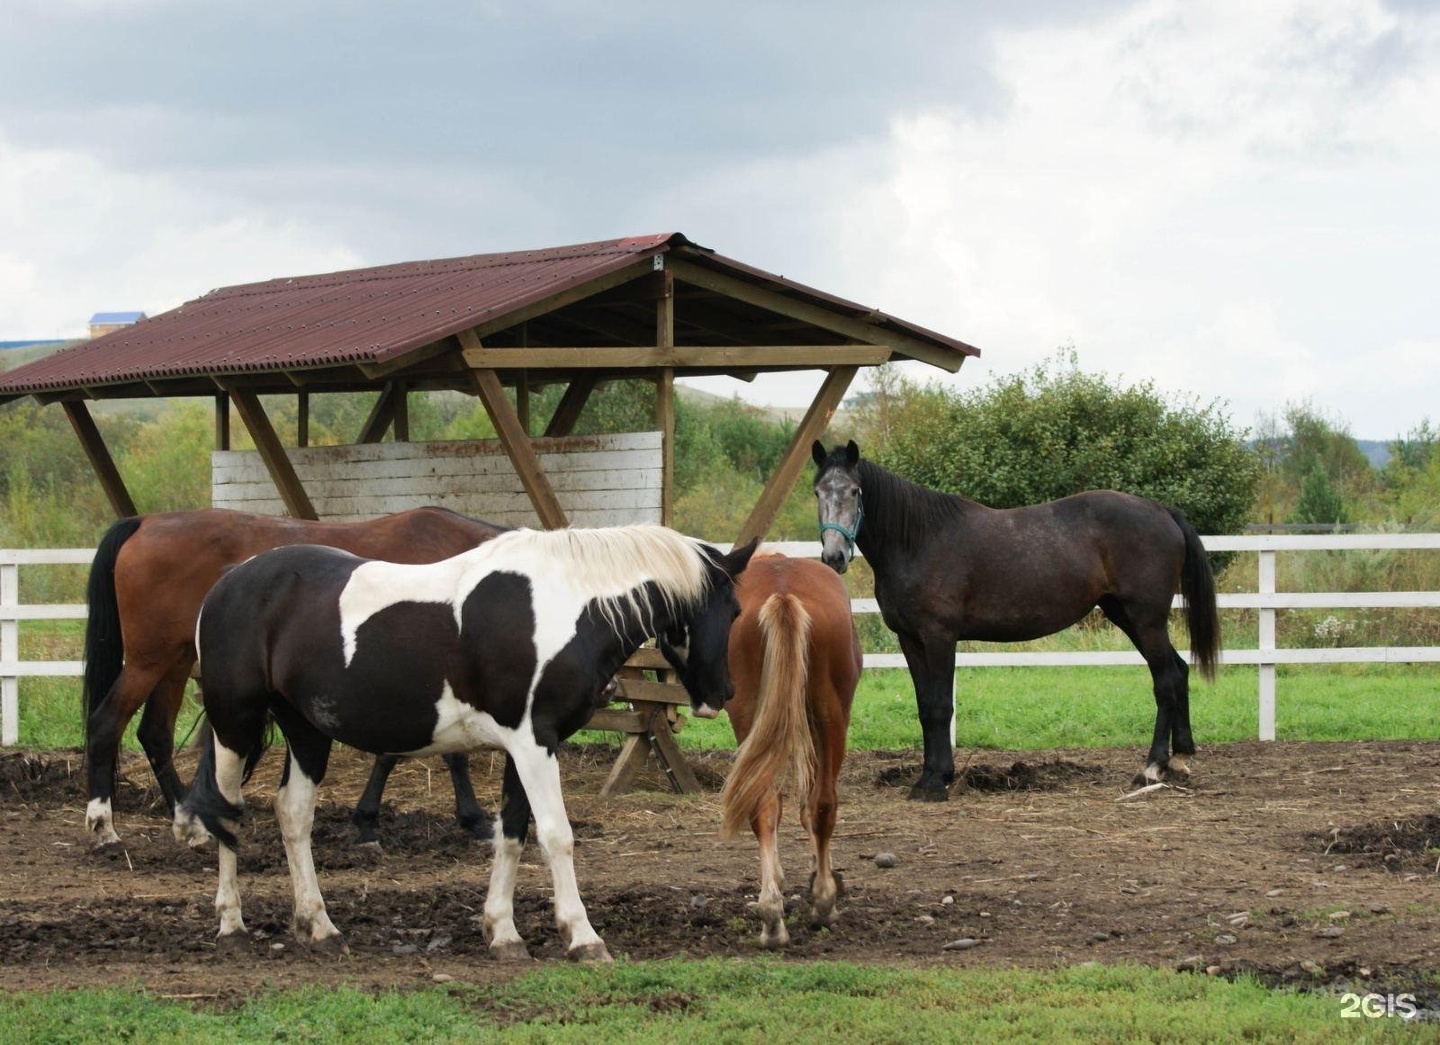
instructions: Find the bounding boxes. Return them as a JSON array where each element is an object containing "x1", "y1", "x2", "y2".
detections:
[{"x1": 0, "y1": 233, "x2": 978, "y2": 401}]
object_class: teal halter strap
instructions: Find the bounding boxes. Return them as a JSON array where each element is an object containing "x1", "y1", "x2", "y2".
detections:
[{"x1": 818, "y1": 503, "x2": 863, "y2": 544}]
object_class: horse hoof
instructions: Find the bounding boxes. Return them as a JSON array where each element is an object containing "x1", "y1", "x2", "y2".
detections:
[
  {"x1": 489, "y1": 940, "x2": 532, "y2": 962},
  {"x1": 908, "y1": 783, "x2": 949, "y2": 802},
  {"x1": 457, "y1": 817, "x2": 490, "y2": 841},
  {"x1": 567, "y1": 941, "x2": 613, "y2": 963},
  {"x1": 307, "y1": 934, "x2": 350, "y2": 958},
  {"x1": 215, "y1": 931, "x2": 250, "y2": 956},
  {"x1": 760, "y1": 927, "x2": 790, "y2": 950}
]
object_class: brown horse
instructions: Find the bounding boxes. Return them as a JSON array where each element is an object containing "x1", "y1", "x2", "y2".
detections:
[
  {"x1": 82, "y1": 506, "x2": 507, "y2": 847},
  {"x1": 721, "y1": 553, "x2": 861, "y2": 948}
]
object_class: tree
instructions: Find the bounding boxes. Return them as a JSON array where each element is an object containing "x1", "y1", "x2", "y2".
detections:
[{"x1": 850, "y1": 350, "x2": 1259, "y2": 537}]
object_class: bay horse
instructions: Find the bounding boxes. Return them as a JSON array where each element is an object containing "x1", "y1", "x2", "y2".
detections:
[
  {"x1": 720, "y1": 553, "x2": 860, "y2": 948},
  {"x1": 173, "y1": 525, "x2": 758, "y2": 960},
  {"x1": 812, "y1": 440, "x2": 1219, "y2": 800},
  {"x1": 82, "y1": 506, "x2": 508, "y2": 847}
]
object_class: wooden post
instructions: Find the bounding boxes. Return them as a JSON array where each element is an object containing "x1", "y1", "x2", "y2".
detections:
[
  {"x1": 228, "y1": 389, "x2": 318, "y2": 520},
  {"x1": 516, "y1": 372, "x2": 531, "y2": 436},
  {"x1": 392, "y1": 382, "x2": 409, "y2": 442},
  {"x1": 734, "y1": 366, "x2": 858, "y2": 547},
  {"x1": 214, "y1": 394, "x2": 231, "y2": 451},
  {"x1": 656, "y1": 269, "x2": 675, "y2": 527},
  {"x1": 61, "y1": 401, "x2": 138, "y2": 518},
  {"x1": 297, "y1": 391, "x2": 310, "y2": 448}
]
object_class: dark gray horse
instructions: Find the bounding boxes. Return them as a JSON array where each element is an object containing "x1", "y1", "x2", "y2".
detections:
[{"x1": 813, "y1": 440, "x2": 1219, "y2": 800}]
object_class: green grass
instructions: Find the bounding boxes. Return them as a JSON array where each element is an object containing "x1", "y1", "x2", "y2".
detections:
[
  {"x1": 0, "y1": 960, "x2": 1419, "y2": 1044},
  {"x1": 16, "y1": 663, "x2": 1439, "y2": 754},
  {"x1": 667, "y1": 663, "x2": 1440, "y2": 753}
]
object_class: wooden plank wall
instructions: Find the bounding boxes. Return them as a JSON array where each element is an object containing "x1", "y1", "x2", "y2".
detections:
[{"x1": 212, "y1": 431, "x2": 662, "y2": 526}]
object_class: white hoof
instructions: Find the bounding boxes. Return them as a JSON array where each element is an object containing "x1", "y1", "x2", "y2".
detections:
[
  {"x1": 85, "y1": 799, "x2": 122, "y2": 848},
  {"x1": 172, "y1": 805, "x2": 214, "y2": 847}
]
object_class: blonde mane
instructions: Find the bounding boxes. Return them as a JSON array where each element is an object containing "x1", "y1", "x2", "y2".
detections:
[{"x1": 480, "y1": 524, "x2": 713, "y2": 636}]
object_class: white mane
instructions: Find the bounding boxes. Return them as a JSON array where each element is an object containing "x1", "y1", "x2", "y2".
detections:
[{"x1": 477, "y1": 524, "x2": 713, "y2": 636}]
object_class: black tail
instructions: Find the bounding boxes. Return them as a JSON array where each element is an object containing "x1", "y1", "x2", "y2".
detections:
[
  {"x1": 1168, "y1": 507, "x2": 1220, "y2": 682},
  {"x1": 82, "y1": 517, "x2": 143, "y2": 752},
  {"x1": 180, "y1": 720, "x2": 270, "y2": 849}
]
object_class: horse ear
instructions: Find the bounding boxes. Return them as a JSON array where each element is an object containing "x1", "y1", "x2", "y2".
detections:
[
  {"x1": 845, "y1": 440, "x2": 860, "y2": 466},
  {"x1": 721, "y1": 537, "x2": 760, "y2": 577},
  {"x1": 811, "y1": 440, "x2": 827, "y2": 468}
]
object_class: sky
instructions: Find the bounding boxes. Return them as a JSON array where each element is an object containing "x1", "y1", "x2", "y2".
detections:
[{"x1": 1, "y1": 0, "x2": 1436, "y2": 441}]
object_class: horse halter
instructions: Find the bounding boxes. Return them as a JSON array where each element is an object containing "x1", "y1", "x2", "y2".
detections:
[{"x1": 819, "y1": 501, "x2": 864, "y2": 547}]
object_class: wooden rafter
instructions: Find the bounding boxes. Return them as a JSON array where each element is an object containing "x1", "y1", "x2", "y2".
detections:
[
  {"x1": 229, "y1": 389, "x2": 318, "y2": 520},
  {"x1": 667, "y1": 257, "x2": 969, "y2": 373},
  {"x1": 461, "y1": 345, "x2": 890, "y2": 369},
  {"x1": 470, "y1": 259, "x2": 657, "y2": 340},
  {"x1": 733, "y1": 366, "x2": 859, "y2": 546},
  {"x1": 61, "y1": 401, "x2": 137, "y2": 518}
]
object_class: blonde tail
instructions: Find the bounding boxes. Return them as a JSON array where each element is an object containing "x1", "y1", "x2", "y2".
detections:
[{"x1": 721, "y1": 593, "x2": 816, "y2": 839}]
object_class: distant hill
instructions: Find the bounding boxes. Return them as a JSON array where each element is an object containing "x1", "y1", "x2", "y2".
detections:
[
  {"x1": 1356, "y1": 439, "x2": 1391, "y2": 470},
  {"x1": 0, "y1": 339, "x2": 84, "y2": 373}
]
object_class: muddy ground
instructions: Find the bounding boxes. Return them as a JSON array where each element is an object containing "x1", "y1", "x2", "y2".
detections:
[{"x1": 2, "y1": 738, "x2": 1439, "y2": 1010}]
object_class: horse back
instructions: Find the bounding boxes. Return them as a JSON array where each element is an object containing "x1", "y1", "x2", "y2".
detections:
[
  {"x1": 110, "y1": 507, "x2": 505, "y2": 661},
  {"x1": 728, "y1": 554, "x2": 861, "y2": 742}
]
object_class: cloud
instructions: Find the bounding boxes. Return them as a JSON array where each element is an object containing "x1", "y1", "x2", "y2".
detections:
[
  {"x1": 0, "y1": 133, "x2": 361, "y2": 337},
  {"x1": 827, "y1": 0, "x2": 1440, "y2": 438}
]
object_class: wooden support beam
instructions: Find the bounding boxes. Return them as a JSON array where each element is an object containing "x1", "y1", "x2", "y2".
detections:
[
  {"x1": 667, "y1": 257, "x2": 973, "y2": 372},
  {"x1": 229, "y1": 389, "x2": 318, "y2": 520},
  {"x1": 459, "y1": 331, "x2": 568, "y2": 529},
  {"x1": 734, "y1": 366, "x2": 858, "y2": 547},
  {"x1": 214, "y1": 394, "x2": 231, "y2": 451},
  {"x1": 62, "y1": 401, "x2": 137, "y2": 518},
  {"x1": 462, "y1": 344, "x2": 890, "y2": 370},
  {"x1": 656, "y1": 269, "x2": 675, "y2": 527},
  {"x1": 393, "y1": 382, "x2": 409, "y2": 442},
  {"x1": 297, "y1": 391, "x2": 310, "y2": 448},
  {"x1": 544, "y1": 376, "x2": 598, "y2": 437},
  {"x1": 516, "y1": 371, "x2": 531, "y2": 435},
  {"x1": 356, "y1": 383, "x2": 401, "y2": 443}
]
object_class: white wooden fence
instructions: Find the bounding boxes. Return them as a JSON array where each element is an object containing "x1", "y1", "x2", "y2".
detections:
[{"x1": 4, "y1": 535, "x2": 1439, "y2": 747}]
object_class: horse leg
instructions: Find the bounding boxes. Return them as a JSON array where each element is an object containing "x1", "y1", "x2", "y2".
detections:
[
  {"x1": 753, "y1": 791, "x2": 788, "y2": 949},
  {"x1": 506, "y1": 744, "x2": 610, "y2": 962},
  {"x1": 444, "y1": 753, "x2": 489, "y2": 838},
  {"x1": 1100, "y1": 597, "x2": 1182, "y2": 782},
  {"x1": 807, "y1": 743, "x2": 843, "y2": 929},
  {"x1": 482, "y1": 755, "x2": 534, "y2": 961},
  {"x1": 1166, "y1": 650, "x2": 1196, "y2": 777},
  {"x1": 898, "y1": 631, "x2": 956, "y2": 801},
  {"x1": 351, "y1": 754, "x2": 399, "y2": 846},
  {"x1": 210, "y1": 734, "x2": 253, "y2": 953},
  {"x1": 84, "y1": 662, "x2": 167, "y2": 847},
  {"x1": 133, "y1": 659, "x2": 196, "y2": 816},
  {"x1": 272, "y1": 727, "x2": 344, "y2": 955}
]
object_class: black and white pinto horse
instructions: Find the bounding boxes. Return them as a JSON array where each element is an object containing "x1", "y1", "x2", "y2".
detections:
[{"x1": 174, "y1": 524, "x2": 758, "y2": 961}]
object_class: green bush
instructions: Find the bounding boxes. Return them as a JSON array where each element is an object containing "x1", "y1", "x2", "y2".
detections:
[{"x1": 854, "y1": 351, "x2": 1259, "y2": 537}]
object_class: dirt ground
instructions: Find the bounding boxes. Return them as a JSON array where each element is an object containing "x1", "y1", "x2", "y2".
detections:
[{"x1": 3, "y1": 738, "x2": 1439, "y2": 1011}]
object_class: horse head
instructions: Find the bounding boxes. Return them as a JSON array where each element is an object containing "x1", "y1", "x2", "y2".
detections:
[
  {"x1": 656, "y1": 537, "x2": 759, "y2": 718},
  {"x1": 812, "y1": 440, "x2": 863, "y2": 574}
]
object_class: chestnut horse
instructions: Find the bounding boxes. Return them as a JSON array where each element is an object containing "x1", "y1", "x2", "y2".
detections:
[
  {"x1": 721, "y1": 553, "x2": 861, "y2": 948},
  {"x1": 812, "y1": 440, "x2": 1219, "y2": 800},
  {"x1": 82, "y1": 506, "x2": 507, "y2": 847}
]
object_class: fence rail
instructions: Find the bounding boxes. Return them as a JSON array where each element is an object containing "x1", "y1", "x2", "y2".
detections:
[{"x1": 5, "y1": 536, "x2": 1440, "y2": 746}]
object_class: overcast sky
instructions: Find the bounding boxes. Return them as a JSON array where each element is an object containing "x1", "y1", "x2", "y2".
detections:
[{"x1": 2, "y1": 0, "x2": 1435, "y2": 440}]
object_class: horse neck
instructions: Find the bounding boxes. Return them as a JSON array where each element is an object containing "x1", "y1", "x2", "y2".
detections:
[{"x1": 855, "y1": 460, "x2": 972, "y2": 566}]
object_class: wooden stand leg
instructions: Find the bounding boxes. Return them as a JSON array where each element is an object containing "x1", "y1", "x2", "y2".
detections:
[
  {"x1": 647, "y1": 716, "x2": 701, "y2": 794},
  {"x1": 600, "y1": 732, "x2": 653, "y2": 797}
]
